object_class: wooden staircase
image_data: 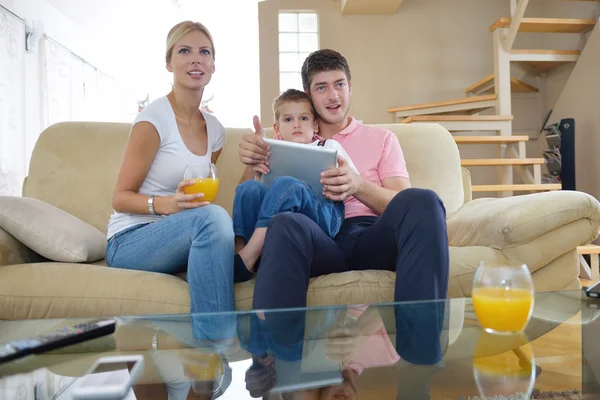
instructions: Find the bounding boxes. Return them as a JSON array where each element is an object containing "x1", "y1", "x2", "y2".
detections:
[{"x1": 388, "y1": 0, "x2": 597, "y2": 198}]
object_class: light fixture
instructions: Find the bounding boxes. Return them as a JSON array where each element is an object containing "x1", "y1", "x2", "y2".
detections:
[{"x1": 25, "y1": 20, "x2": 45, "y2": 54}]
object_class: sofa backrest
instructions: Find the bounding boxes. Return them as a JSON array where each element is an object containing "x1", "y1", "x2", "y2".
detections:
[{"x1": 23, "y1": 121, "x2": 463, "y2": 234}]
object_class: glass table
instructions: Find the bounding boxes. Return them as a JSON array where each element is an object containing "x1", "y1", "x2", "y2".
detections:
[{"x1": 1, "y1": 290, "x2": 599, "y2": 399}]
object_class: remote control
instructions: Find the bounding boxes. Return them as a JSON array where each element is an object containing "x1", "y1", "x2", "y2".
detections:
[{"x1": 0, "y1": 318, "x2": 116, "y2": 364}]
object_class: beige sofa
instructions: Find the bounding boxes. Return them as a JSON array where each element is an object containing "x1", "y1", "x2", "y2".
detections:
[{"x1": 1, "y1": 121, "x2": 599, "y2": 321}]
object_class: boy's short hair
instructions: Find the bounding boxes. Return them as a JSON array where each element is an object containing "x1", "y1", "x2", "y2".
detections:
[
  {"x1": 272, "y1": 89, "x2": 316, "y2": 122},
  {"x1": 301, "y1": 49, "x2": 351, "y2": 92}
]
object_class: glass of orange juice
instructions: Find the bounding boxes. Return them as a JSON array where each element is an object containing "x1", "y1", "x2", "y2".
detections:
[
  {"x1": 183, "y1": 163, "x2": 220, "y2": 203},
  {"x1": 472, "y1": 263, "x2": 534, "y2": 335}
]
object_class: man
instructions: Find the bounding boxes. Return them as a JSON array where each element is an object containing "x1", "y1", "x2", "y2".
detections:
[{"x1": 238, "y1": 48, "x2": 449, "y2": 319}]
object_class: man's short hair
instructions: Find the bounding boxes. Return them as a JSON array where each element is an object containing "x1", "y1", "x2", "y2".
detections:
[
  {"x1": 272, "y1": 88, "x2": 316, "y2": 122},
  {"x1": 301, "y1": 49, "x2": 352, "y2": 92}
]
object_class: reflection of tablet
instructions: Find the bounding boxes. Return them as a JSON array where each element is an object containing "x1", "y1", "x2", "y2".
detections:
[
  {"x1": 270, "y1": 359, "x2": 343, "y2": 394},
  {"x1": 270, "y1": 338, "x2": 343, "y2": 394},
  {"x1": 262, "y1": 138, "x2": 338, "y2": 194}
]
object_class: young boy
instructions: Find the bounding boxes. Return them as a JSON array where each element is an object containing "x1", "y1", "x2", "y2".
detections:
[{"x1": 232, "y1": 89, "x2": 358, "y2": 282}]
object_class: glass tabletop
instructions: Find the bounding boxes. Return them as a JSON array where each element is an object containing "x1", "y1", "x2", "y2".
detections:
[{"x1": 1, "y1": 290, "x2": 599, "y2": 399}]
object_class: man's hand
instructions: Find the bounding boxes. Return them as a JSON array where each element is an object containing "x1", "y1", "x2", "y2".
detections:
[
  {"x1": 239, "y1": 116, "x2": 271, "y2": 168},
  {"x1": 321, "y1": 157, "x2": 362, "y2": 202}
]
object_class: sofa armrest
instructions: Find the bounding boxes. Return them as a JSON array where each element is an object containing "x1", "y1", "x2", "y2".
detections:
[
  {"x1": 0, "y1": 226, "x2": 45, "y2": 267},
  {"x1": 447, "y1": 190, "x2": 600, "y2": 249}
]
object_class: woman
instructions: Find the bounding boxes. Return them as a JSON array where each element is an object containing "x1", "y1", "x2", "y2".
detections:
[{"x1": 105, "y1": 21, "x2": 235, "y2": 339}]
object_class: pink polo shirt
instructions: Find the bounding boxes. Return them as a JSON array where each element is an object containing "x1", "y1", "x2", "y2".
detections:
[{"x1": 332, "y1": 117, "x2": 410, "y2": 219}]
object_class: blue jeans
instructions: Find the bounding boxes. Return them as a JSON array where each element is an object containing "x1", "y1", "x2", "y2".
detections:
[
  {"x1": 232, "y1": 176, "x2": 344, "y2": 244},
  {"x1": 106, "y1": 205, "x2": 236, "y2": 343}
]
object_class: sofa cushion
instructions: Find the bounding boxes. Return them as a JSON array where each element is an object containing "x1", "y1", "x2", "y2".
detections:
[
  {"x1": 0, "y1": 263, "x2": 398, "y2": 320},
  {"x1": 0, "y1": 197, "x2": 107, "y2": 263}
]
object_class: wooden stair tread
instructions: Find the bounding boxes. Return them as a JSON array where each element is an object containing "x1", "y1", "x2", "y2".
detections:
[
  {"x1": 454, "y1": 135, "x2": 529, "y2": 144},
  {"x1": 461, "y1": 158, "x2": 545, "y2": 166},
  {"x1": 401, "y1": 115, "x2": 513, "y2": 123},
  {"x1": 489, "y1": 17, "x2": 596, "y2": 33},
  {"x1": 465, "y1": 74, "x2": 538, "y2": 94},
  {"x1": 472, "y1": 184, "x2": 562, "y2": 192},
  {"x1": 511, "y1": 50, "x2": 581, "y2": 72},
  {"x1": 511, "y1": 49, "x2": 581, "y2": 55},
  {"x1": 578, "y1": 245, "x2": 600, "y2": 255},
  {"x1": 387, "y1": 95, "x2": 497, "y2": 113}
]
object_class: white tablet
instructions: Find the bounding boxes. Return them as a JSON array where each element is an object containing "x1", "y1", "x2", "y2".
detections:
[{"x1": 262, "y1": 138, "x2": 338, "y2": 194}]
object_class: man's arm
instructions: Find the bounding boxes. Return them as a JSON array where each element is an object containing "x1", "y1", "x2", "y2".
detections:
[
  {"x1": 238, "y1": 116, "x2": 270, "y2": 184},
  {"x1": 322, "y1": 160, "x2": 411, "y2": 214},
  {"x1": 353, "y1": 176, "x2": 411, "y2": 215},
  {"x1": 322, "y1": 131, "x2": 411, "y2": 215}
]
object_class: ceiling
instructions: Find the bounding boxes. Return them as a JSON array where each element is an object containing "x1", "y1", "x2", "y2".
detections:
[{"x1": 341, "y1": 0, "x2": 406, "y2": 15}]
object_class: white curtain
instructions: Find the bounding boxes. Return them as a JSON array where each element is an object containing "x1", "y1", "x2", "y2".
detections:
[
  {"x1": 41, "y1": 39, "x2": 72, "y2": 127},
  {"x1": 0, "y1": 10, "x2": 26, "y2": 196},
  {"x1": 41, "y1": 38, "x2": 118, "y2": 127}
]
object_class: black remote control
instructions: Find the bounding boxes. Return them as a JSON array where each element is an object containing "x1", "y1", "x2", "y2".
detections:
[{"x1": 0, "y1": 319, "x2": 116, "y2": 364}]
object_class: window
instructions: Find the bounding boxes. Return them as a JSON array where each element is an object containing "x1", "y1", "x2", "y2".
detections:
[{"x1": 278, "y1": 12, "x2": 319, "y2": 93}]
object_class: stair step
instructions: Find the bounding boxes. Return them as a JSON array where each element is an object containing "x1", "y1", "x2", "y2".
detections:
[
  {"x1": 510, "y1": 49, "x2": 581, "y2": 71},
  {"x1": 465, "y1": 74, "x2": 538, "y2": 95},
  {"x1": 489, "y1": 17, "x2": 596, "y2": 33},
  {"x1": 401, "y1": 115, "x2": 513, "y2": 123},
  {"x1": 454, "y1": 135, "x2": 529, "y2": 144},
  {"x1": 578, "y1": 244, "x2": 600, "y2": 256},
  {"x1": 461, "y1": 158, "x2": 545, "y2": 166},
  {"x1": 472, "y1": 184, "x2": 562, "y2": 192},
  {"x1": 388, "y1": 95, "x2": 497, "y2": 118}
]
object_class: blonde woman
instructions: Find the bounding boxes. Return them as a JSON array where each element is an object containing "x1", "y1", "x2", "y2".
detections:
[{"x1": 106, "y1": 21, "x2": 235, "y2": 341}]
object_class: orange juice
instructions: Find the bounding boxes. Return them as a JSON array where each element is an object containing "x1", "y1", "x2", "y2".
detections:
[
  {"x1": 472, "y1": 287, "x2": 533, "y2": 334},
  {"x1": 184, "y1": 178, "x2": 220, "y2": 202}
]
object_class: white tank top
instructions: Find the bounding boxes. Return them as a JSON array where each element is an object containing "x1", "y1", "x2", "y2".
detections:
[{"x1": 106, "y1": 96, "x2": 226, "y2": 239}]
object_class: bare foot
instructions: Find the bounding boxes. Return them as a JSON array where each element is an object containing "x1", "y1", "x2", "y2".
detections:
[{"x1": 238, "y1": 227, "x2": 267, "y2": 272}]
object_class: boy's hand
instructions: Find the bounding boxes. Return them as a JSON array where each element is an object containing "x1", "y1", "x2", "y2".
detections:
[
  {"x1": 253, "y1": 162, "x2": 270, "y2": 178},
  {"x1": 239, "y1": 116, "x2": 270, "y2": 166}
]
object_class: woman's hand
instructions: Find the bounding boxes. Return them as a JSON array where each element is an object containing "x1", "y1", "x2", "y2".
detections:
[{"x1": 154, "y1": 180, "x2": 210, "y2": 215}]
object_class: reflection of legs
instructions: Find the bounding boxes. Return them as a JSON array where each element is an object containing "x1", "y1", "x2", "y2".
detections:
[{"x1": 384, "y1": 301, "x2": 449, "y2": 400}]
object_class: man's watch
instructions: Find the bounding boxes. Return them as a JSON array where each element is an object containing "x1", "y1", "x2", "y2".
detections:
[{"x1": 148, "y1": 196, "x2": 158, "y2": 215}]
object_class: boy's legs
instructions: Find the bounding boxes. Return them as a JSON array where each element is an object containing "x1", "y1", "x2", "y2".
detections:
[
  {"x1": 232, "y1": 180, "x2": 267, "y2": 281},
  {"x1": 232, "y1": 180, "x2": 268, "y2": 245},
  {"x1": 238, "y1": 176, "x2": 344, "y2": 271}
]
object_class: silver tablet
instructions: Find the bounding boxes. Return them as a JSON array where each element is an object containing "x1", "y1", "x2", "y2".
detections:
[{"x1": 262, "y1": 138, "x2": 338, "y2": 194}]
